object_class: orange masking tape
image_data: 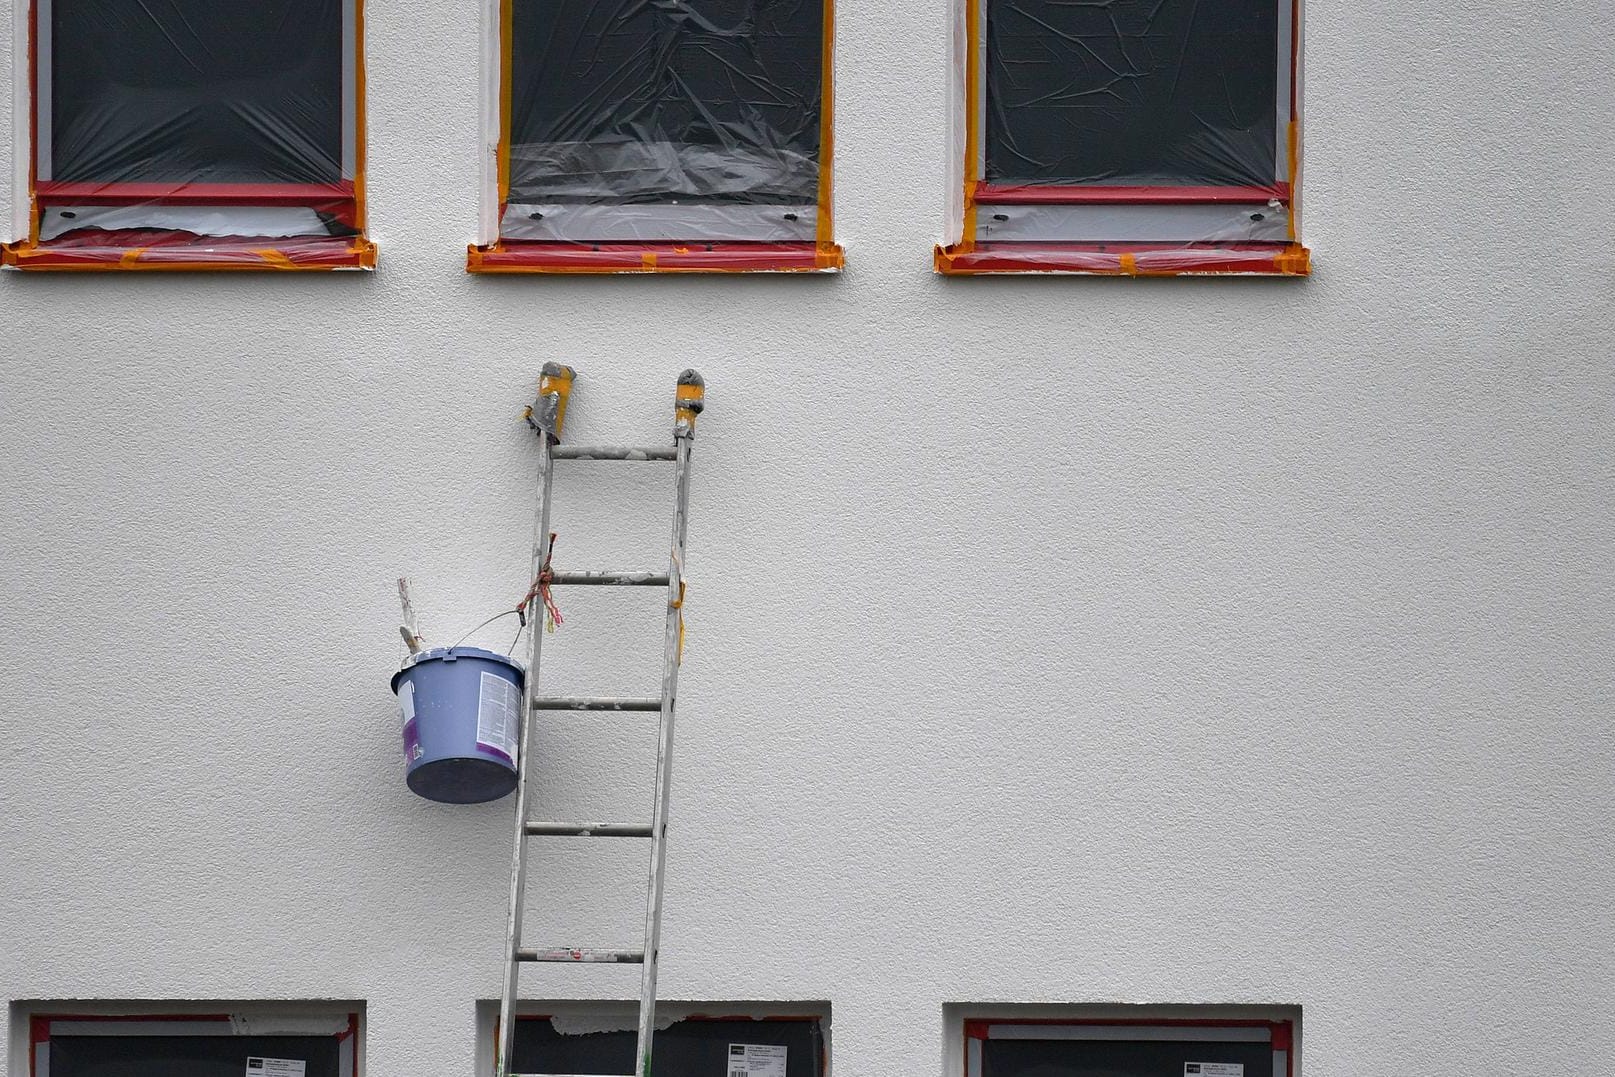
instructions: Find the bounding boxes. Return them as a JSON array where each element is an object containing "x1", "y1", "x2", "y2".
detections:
[
  {"x1": 674, "y1": 581, "x2": 688, "y2": 664},
  {"x1": 353, "y1": 0, "x2": 369, "y2": 228},
  {"x1": 351, "y1": 237, "x2": 379, "y2": 269},
  {"x1": 26, "y1": 0, "x2": 41, "y2": 244},
  {"x1": 815, "y1": 0, "x2": 835, "y2": 247},
  {"x1": 675, "y1": 380, "x2": 702, "y2": 425},
  {"x1": 1274, "y1": 244, "x2": 1311, "y2": 275},
  {"x1": 959, "y1": 0, "x2": 982, "y2": 253},
  {"x1": 539, "y1": 370, "x2": 574, "y2": 399},
  {"x1": 497, "y1": 0, "x2": 514, "y2": 207},
  {"x1": 957, "y1": 187, "x2": 978, "y2": 262},
  {"x1": 1286, "y1": 120, "x2": 1300, "y2": 240},
  {"x1": 539, "y1": 368, "x2": 573, "y2": 432},
  {"x1": 255, "y1": 249, "x2": 298, "y2": 270}
]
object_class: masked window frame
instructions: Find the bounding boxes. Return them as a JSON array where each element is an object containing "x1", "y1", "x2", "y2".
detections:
[
  {"x1": 962, "y1": 1018, "x2": 1295, "y2": 1077},
  {"x1": 466, "y1": 0, "x2": 844, "y2": 275},
  {"x1": 936, "y1": 0, "x2": 1310, "y2": 277},
  {"x1": 28, "y1": 1010, "x2": 362, "y2": 1077},
  {"x1": 500, "y1": 1011, "x2": 829, "y2": 1077},
  {"x1": 3, "y1": 0, "x2": 374, "y2": 271}
]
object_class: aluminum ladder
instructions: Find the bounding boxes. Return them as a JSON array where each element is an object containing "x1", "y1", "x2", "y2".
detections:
[{"x1": 497, "y1": 363, "x2": 705, "y2": 1077}]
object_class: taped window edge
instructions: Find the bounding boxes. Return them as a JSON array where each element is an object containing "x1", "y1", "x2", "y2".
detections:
[
  {"x1": 471, "y1": 0, "x2": 841, "y2": 276},
  {"x1": 466, "y1": 241, "x2": 844, "y2": 275},
  {"x1": 11, "y1": 0, "x2": 374, "y2": 274},
  {"x1": 2, "y1": 234, "x2": 378, "y2": 272},
  {"x1": 934, "y1": 241, "x2": 1311, "y2": 277},
  {"x1": 30, "y1": 1010, "x2": 361, "y2": 1077},
  {"x1": 942, "y1": 0, "x2": 1310, "y2": 278},
  {"x1": 507, "y1": 1012, "x2": 826, "y2": 1076}
]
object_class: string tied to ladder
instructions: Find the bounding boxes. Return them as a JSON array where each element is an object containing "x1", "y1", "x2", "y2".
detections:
[{"x1": 516, "y1": 532, "x2": 565, "y2": 634}]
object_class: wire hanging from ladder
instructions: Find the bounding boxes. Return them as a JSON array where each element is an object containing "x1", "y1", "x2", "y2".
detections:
[{"x1": 441, "y1": 532, "x2": 567, "y2": 656}]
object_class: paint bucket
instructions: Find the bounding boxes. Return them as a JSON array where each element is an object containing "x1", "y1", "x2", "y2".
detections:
[{"x1": 391, "y1": 646, "x2": 524, "y2": 804}]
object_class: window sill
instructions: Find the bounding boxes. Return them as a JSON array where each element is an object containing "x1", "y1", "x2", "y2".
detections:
[
  {"x1": 934, "y1": 241, "x2": 1311, "y2": 277},
  {"x1": 2, "y1": 230, "x2": 377, "y2": 271},
  {"x1": 975, "y1": 183, "x2": 1291, "y2": 205},
  {"x1": 467, "y1": 241, "x2": 843, "y2": 274}
]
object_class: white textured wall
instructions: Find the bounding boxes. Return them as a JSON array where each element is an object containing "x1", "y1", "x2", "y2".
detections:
[{"x1": 3, "y1": 1, "x2": 1614, "y2": 1075}]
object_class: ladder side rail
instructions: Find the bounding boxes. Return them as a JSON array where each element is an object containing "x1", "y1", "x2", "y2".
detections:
[
  {"x1": 497, "y1": 433, "x2": 554, "y2": 1077},
  {"x1": 632, "y1": 371, "x2": 703, "y2": 1077},
  {"x1": 499, "y1": 364, "x2": 574, "y2": 1077}
]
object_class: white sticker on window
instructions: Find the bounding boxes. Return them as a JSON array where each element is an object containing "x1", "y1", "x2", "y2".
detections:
[
  {"x1": 728, "y1": 1043, "x2": 787, "y2": 1077},
  {"x1": 1185, "y1": 1065, "x2": 1243, "y2": 1077},
  {"x1": 476, "y1": 671, "x2": 520, "y2": 763},
  {"x1": 246, "y1": 1059, "x2": 306, "y2": 1077}
]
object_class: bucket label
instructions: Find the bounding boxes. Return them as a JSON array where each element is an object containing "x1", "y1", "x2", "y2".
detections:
[
  {"x1": 1185, "y1": 1066, "x2": 1243, "y2": 1077},
  {"x1": 245, "y1": 1059, "x2": 305, "y2": 1077},
  {"x1": 399, "y1": 681, "x2": 422, "y2": 765},
  {"x1": 477, "y1": 671, "x2": 521, "y2": 763},
  {"x1": 727, "y1": 1044, "x2": 787, "y2": 1077}
]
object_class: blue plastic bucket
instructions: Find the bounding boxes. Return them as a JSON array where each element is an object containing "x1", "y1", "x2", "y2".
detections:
[{"x1": 391, "y1": 646, "x2": 525, "y2": 804}]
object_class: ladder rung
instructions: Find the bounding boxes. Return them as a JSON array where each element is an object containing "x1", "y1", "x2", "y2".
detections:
[
  {"x1": 524, "y1": 821, "x2": 653, "y2": 837},
  {"x1": 531, "y1": 696, "x2": 661, "y2": 712},
  {"x1": 546, "y1": 570, "x2": 669, "y2": 586},
  {"x1": 517, "y1": 948, "x2": 645, "y2": 963},
  {"x1": 552, "y1": 445, "x2": 676, "y2": 461}
]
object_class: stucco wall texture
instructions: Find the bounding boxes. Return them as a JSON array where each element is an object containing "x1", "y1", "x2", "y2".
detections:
[{"x1": 3, "y1": 1, "x2": 1614, "y2": 1076}]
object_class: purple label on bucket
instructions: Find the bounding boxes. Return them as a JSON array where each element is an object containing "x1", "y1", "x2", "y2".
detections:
[
  {"x1": 400, "y1": 681, "x2": 423, "y2": 766},
  {"x1": 477, "y1": 742, "x2": 514, "y2": 765},
  {"x1": 403, "y1": 718, "x2": 422, "y2": 765}
]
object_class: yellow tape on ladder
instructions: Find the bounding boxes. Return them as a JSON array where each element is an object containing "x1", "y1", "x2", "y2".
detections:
[{"x1": 673, "y1": 580, "x2": 687, "y2": 664}]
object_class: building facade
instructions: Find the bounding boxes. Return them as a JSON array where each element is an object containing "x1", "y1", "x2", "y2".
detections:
[{"x1": 3, "y1": 0, "x2": 1613, "y2": 1075}]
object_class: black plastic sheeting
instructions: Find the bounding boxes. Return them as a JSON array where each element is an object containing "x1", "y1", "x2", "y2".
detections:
[
  {"x1": 47, "y1": 1035, "x2": 342, "y2": 1077},
  {"x1": 508, "y1": 0, "x2": 823, "y2": 204},
  {"x1": 50, "y1": 0, "x2": 345, "y2": 185},
  {"x1": 981, "y1": 1035, "x2": 1274, "y2": 1077},
  {"x1": 512, "y1": 1016, "x2": 825, "y2": 1077},
  {"x1": 985, "y1": 0, "x2": 1279, "y2": 187}
]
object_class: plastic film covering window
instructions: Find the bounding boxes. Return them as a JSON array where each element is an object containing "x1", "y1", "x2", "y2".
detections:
[
  {"x1": 980, "y1": 1035, "x2": 1274, "y2": 1077},
  {"x1": 48, "y1": 1035, "x2": 342, "y2": 1077},
  {"x1": 985, "y1": 0, "x2": 1278, "y2": 188},
  {"x1": 502, "y1": 0, "x2": 824, "y2": 245},
  {"x1": 512, "y1": 1016, "x2": 825, "y2": 1077},
  {"x1": 51, "y1": 0, "x2": 345, "y2": 186},
  {"x1": 3, "y1": 0, "x2": 370, "y2": 270}
]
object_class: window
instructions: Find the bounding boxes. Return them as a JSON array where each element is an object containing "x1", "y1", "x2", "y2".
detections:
[
  {"x1": 961, "y1": 1016, "x2": 1295, "y2": 1077},
  {"x1": 28, "y1": 1010, "x2": 361, "y2": 1077},
  {"x1": 3, "y1": 0, "x2": 373, "y2": 271},
  {"x1": 936, "y1": 0, "x2": 1310, "y2": 275},
  {"x1": 468, "y1": 0, "x2": 842, "y2": 274},
  {"x1": 489, "y1": 1004, "x2": 828, "y2": 1077}
]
